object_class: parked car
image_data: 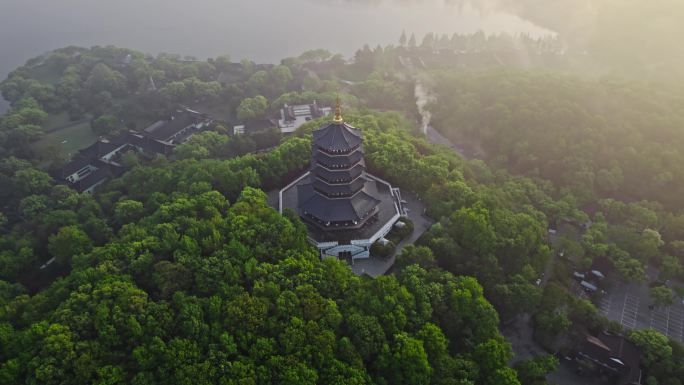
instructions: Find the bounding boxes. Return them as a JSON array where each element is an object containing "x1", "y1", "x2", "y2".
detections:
[
  {"x1": 590, "y1": 270, "x2": 605, "y2": 280},
  {"x1": 573, "y1": 271, "x2": 586, "y2": 280},
  {"x1": 580, "y1": 280, "x2": 598, "y2": 293}
]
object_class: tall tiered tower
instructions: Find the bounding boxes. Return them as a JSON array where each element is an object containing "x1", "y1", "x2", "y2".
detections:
[
  {"x1": 280, "y1": 99, "x2": 402, "y2": 261},
  {"x1": 299, "y1": 102, "x2": 381, "y2": 230}
]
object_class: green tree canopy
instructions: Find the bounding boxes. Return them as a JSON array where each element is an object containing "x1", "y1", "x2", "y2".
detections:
[
  {"x1": 237, "y1": 95, "x2": 268, "y2": 121},
  {"x1": 91, "y1": 114, "x2": 119, "y2": 136},
  {"x1": 48, "y1": 225, "x2": 93, "y2": 265}
]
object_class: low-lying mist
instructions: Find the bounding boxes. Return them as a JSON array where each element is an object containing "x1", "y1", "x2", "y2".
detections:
[{"x1": 331, "y1": 0, "x2": 684, "y2": 81}]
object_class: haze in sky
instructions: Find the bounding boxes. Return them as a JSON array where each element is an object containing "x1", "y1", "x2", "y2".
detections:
[{"x1": 0, "y1": 0, "x2": 551, "y2": 113}]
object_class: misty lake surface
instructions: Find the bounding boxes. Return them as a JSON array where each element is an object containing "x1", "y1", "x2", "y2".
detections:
[{"x1": 0, "y1": 0, "x2": 550, "y2": 113}]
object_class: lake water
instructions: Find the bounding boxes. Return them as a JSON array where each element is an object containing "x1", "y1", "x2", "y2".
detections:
[{"x1": 0, "y1": 0, "x2": 551, "y2": 114}]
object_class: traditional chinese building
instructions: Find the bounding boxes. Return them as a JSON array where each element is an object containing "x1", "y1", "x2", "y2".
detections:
[
  {"x1": 277, "y1": 101, "x2": 332, "y2": 134},
  {"x1": 279, "y1": 101, "x2": 403, "y2": 261}
]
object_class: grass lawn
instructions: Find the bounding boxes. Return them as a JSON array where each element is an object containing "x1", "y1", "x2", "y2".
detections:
[
  {"x1": 43, "y1": 112, "x2": 73, "y2": 132},
  {"x1": 34, "y1": 120, "x2": 97, "y2": 158}
]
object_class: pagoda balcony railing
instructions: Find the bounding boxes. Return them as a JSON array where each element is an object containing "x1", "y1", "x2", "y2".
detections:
[
  {"x1": 312, "y1": 187, "x2": 366, "y2": 200},
  {"x1": 315, "y1": 144, "x2": 361, "y2": 156},
  {"x1": 314, "y1": 147, "x2": 364, "y2": 160},
  {"x1": 314, "y1": 173, "x2": 364, "y2": 186},
  {"x1": 302, "y1": 207, "x2": 378, "y2": 231},
  {"x1": 315, "y1": 161, "x2": 362, "y2": 171}
]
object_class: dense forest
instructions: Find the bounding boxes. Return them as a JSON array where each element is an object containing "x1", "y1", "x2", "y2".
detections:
[
  {"x1": 0, "y1": 181, "x2": 514, "y2": 384},
  {"x1": 427, "y1": 70, "x2": 684, "y2": 281},
  {"x1": 428, "y1": 70, "x2": 684, "y2": 208},
  {"x1": 0, "y1": 44, "x2": 534, "y2": 383},
  {"x1": 0, "y1": 110, "x2": 542, "y2": 384},
  {"x1": 2, "y1": 21, "x2": 684, "y2": 383}
]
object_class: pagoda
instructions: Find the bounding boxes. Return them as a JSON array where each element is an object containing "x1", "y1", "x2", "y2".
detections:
[
  {"x1": 279, "y1": 100, "x2": 403, "y2": 261},
  {"x1": 299, "y1": 103, "x2": 381, "y2": 230}
]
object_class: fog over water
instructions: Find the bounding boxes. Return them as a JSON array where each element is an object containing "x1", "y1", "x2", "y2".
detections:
[{"x1": 0, "y1": 0, "x2": 551, "y2": 113}]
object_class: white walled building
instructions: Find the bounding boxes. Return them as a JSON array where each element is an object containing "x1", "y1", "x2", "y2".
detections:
[{"x1": 277, "y1": 101, "x2": 332, "y2": 134}]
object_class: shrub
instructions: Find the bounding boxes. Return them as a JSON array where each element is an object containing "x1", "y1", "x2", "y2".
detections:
[{"x1": 371, "y1": 240, "x2": 396, "y2": 258}]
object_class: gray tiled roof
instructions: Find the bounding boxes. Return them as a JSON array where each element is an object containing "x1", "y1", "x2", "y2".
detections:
[
  {"x1": 72, "y1": 167, "x2": 110, "y2": 192},
  {"x1": 314, "y1": 148, "x2": 364, "y2": 167},
  {"x1": 123, "y1": 132, "x2": 175, "y2": 156},
  {"x1": 312, "y1": 177, "x2": 365, "y2": 197},
  {"x1": 313, "y1": 163, "x2": 365, "y2": 183},
  {"x1": 144, "y1": 110, "x2": 206, "y2": 142},
  {"x1": 580, "y1": 333, "x2": 641, "y2": 384},
  {"x1": 312, "y1": 122, "x2": 362, "y2": 152},
  {"x1": 78, "y1": 140, "x2": 120, "y2": 159},
  {"x1": 60, "y1": 156, "x2": 94, "y2": 178},
  {"x1": 282, "y1": 173, "x2": 400, "y2": 243},
  {"x1": 299, "y1": 183, "x2": 380, "y2": 223}
]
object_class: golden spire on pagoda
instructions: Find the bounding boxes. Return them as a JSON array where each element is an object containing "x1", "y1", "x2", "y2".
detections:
[{"x1": 332, "y1": 95, "x2": 343, "y2": 123}]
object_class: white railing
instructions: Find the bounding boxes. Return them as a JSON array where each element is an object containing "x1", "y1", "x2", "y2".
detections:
[
  {"x1": 317, "y1": 241, "x2": 339, "y2": 249},
  {"x1": 279, "y1": 171, "x2": 310, "y2": 213},
  {"x1": 365, "y1": 173, "x2": 394, "y2": 190},
  {"x1": 324, "y1": 244, "x2": 365, "y2": 255},
  {"x1": 351, "y1": 239, "x2": 372, "y2": 247},
  {"x1": 369, "y1": 212, "x2": 401, "y2": 244}
]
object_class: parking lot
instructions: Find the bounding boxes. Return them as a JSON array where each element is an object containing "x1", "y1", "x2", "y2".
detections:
[
  {"x1": 597, "y1": 282, "x2": 684, "y2": 343},
  {"x1": 650, "y1": 305, "x2": 684, "y2": 340}
]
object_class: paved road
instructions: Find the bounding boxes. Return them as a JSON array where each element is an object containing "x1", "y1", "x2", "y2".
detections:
[
  {"x1": 504, "y1": 314, "x2": 546, "y2": 364},
  {"x1": 425, "y1": 125, "x2": 479, "y2": 160},
  {"x1": 547, "y1": 360, "x2": 612, "y2": 385},
  {"x1": 352, "y1": 190, "x2": 432, "y2": 277}
]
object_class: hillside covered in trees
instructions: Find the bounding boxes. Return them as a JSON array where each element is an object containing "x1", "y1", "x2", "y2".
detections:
[
  {"x1": 0, "y1": 111, "x2": 543, "y2": 384},
  {"x1": 2, "y1": 29, "x2": 684, "y2": 384},
  {"x1": 0, "y1": 184, "x2": 515, "y2": 384},
  {"x1": 429, "y1": 70, "x2": 684, "y2": 208}
]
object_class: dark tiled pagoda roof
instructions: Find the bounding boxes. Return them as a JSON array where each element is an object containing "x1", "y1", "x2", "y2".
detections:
[
  {"x1": 314, "y1": 147, "x2": 364, "y2": 168},
  {"x1": 312, "y1": 122, "x2": 362, "y2": 153},
  {"x1": 299, "y1": 183, "x2": 380, "y2": 223},
  {"x1": 298, "y1": 110, "x2": 383, "y2": 230},
  {"x1": 313, "y1": 177, "x2": 365, "y2": 197},
  {"x1": 313, "y1": 163, "x2": 365, "y2": 184},
  {"x1": 282, "y1": 173, "x2": 400, "y2": 243}
]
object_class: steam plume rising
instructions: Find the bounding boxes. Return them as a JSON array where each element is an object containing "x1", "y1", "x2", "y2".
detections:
[{"x1": 414, "y1": 79, "x2": 436, "y2": 135}]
